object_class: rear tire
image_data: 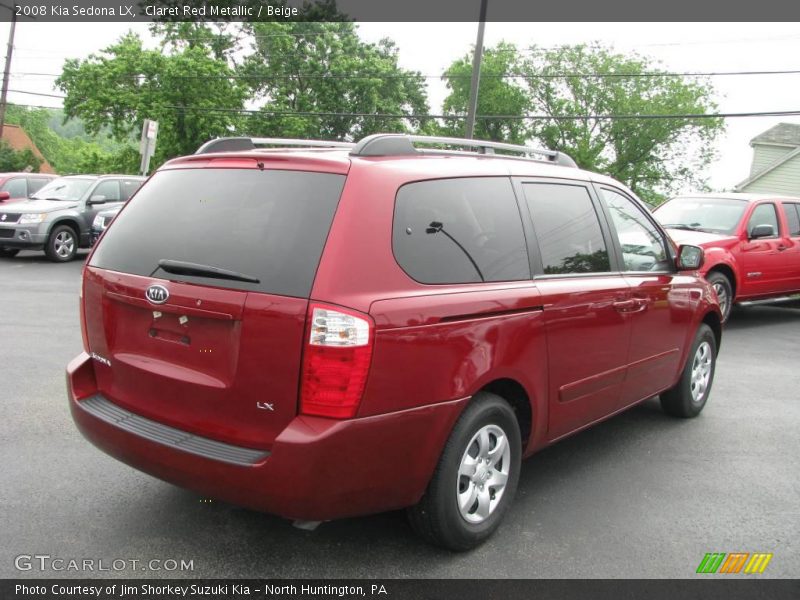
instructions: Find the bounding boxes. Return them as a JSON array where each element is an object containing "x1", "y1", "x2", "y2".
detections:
[
  {"x1": 707, "y1": 272, "x2": 733, "y2": 324},
  {"x1": 660, "y1": 324, "x2": 717, "y2": 418},
  {"x1": 45, "y1": 225, "x2": 78, "y2": 262},
  {"x1": 408, "y1": 392, "x2": 522, "y2": 551},
  {"x1": 0, "y1": 247, "x2": 19, "y2": 258}
]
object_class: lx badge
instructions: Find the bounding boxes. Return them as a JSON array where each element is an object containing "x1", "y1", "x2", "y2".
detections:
[{"x1": 256, "y1": 402, "x2": 274, "y2": 411}]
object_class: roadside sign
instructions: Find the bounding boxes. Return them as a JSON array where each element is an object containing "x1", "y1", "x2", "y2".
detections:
[{"x1": 139, "y1": 119, "x2": 159, "y2": 175}]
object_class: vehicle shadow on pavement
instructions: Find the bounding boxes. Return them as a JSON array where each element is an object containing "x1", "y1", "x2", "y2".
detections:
[
  {"x1": 726, "y1": 302, "x2": 800, "y2": 332},
  {"x1": 0, "y1": 252, "x2": 88, "y2": 264},
  {"x1": 110, "y1": 397, "x2": 683, "y2": 575}
]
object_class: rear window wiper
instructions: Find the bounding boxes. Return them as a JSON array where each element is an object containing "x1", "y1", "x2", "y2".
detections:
[{"x1": 153, "y1": 259, "x2": 261, "y2": 284}]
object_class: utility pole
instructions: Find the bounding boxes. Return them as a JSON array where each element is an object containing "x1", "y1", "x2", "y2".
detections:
[
  {"x1": 464, "y1": 0, "x2": 488, "y2": 140},
  {"x1": 0, "y1": 3, "x2": 17, "y2": 140}
]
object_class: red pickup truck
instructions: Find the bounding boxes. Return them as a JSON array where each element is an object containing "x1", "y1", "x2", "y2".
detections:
[{"x1": 654, "y1": 193, "x2": 800, "y2": 322}]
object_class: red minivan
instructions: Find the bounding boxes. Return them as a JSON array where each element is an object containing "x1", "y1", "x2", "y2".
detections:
[{"x1": 67, "y1": 135, "x2": 722, "y2": 550}]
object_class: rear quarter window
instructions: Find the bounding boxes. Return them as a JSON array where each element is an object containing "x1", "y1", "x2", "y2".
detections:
[
  {"x1": 27, "y1": 177, "x2": 51, "y2": 195},
  {"x1": 120, "y1": 179, "x2": 143, "y2": 201},
  {"x1": 782, "y1": 202, "x2": 800, "y2": 237},
  {"x1": 523, "y1": 182, "x2": 611, "y2": 275},
  {"x1": 90, "y1": 168, "x2": 345, "y2": 297},
  {"x1": 392, "y1": 177, "x2": 530, "y2": 284}
]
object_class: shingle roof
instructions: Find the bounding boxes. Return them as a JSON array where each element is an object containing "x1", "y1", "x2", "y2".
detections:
[
  {"x1": 751, "y1": 122, "x2": 800, "y2": 147},
  {"x1": 0, "y1": 124, "x2": 55, "y2": 173}
]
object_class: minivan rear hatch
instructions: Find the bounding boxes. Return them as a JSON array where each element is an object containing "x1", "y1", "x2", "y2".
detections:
[{"x1": 83, "y1": 160, "x2": 347, "y2": 449}]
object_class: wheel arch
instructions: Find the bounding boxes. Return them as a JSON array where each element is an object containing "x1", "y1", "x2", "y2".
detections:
[
  {"x1": 706, "y1": 262, "x2": 737, "y2": 299},
  {"x1": 701, "y1": 310, "x2": 722, "y2": 352},
  {"x1": 48, "y1": 217, "x2": 82, "y2": 238},
  {"x1": 478, "y1": 378, "x2": 533, "y2": 451}
]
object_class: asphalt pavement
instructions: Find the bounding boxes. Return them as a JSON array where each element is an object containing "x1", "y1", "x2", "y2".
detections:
[{"x1": 1, "y1": 250, "x2": 798, "y2": 578}]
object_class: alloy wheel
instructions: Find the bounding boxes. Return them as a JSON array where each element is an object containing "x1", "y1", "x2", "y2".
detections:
[
  {"x1": 456, "y1": 424, "x2": 511, "y2": 524},
  {"x1": 690, "y1": 341, "x2": 713, "y2": 403},
  {"x1": 54, "y1": 230, "x2": 75, "y2": 259}
]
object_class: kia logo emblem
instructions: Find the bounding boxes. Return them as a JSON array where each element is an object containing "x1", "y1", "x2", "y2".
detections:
[{"x1": 145, "y1": 284, "x2": 169, "y2": 305}]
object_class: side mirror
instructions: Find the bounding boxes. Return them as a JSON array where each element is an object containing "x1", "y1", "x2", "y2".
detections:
[
  {"x1": 749, "y1": 224, "x2": 775, "y2": 239},
  {"x1": 0, "y1": 191, "x2": 10, "y2": 201},
  {"x1": 87, "y1": 195, "x2": 107, "y2": 206},
  {"x1": 676, "y1": 244, "x2": 704, "y2": 270}
]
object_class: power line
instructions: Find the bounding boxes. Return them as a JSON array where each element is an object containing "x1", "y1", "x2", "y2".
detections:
[
  {"x1": 160, "y1": 106, "x2": 800, "y2": 121},
  {"x1": 12, "y1": 33, "x2": 800, "y2": 60},
  {"x1": 8, "y1": 94, "x2": 800, "y2": 120},
  {"x1": 14, "y1": 30, "x2": 792, "y2": 47},
  {"x1": 9, "y1": 102, "x2": 800, "y2": 121},
  {"x1": 7, "y1": 88, "x2": 65, "y2": 98},
  {"x1": 9, "y1": 68, "x2": 800, "y2": 81},
  {"x1": 7, "y1": 95, "x2": 800, "y2": 121}
]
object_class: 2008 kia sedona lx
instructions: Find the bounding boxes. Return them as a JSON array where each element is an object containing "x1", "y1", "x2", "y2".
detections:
[{"x1": 67, "y1": 134, "x2": 722, "y2": 550}]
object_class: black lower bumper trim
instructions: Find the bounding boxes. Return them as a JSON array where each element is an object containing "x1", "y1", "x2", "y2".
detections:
[{"x1": 78, "y1": 394, "x2": 270, "y2": 466}]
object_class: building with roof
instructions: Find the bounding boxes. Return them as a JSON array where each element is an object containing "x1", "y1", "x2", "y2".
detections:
[
  {"x1": 0, "y1": 123, "x2": 55, "y2": 174},
  {"x1": 735, "y1": 123, "x2": 800, "y2": 196}
]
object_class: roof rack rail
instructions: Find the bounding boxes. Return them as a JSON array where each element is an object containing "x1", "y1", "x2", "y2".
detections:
[
  {"x1": 350, "y1": 134, "x2": 578, "y2": 168},
  {"x1": 195, "y1": 137, "x2": 355, "y2": 155}
]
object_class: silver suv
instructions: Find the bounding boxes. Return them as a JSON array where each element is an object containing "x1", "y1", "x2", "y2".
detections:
[{"x1": 0, "y1": 174, "x2": 145, "y2": 261}]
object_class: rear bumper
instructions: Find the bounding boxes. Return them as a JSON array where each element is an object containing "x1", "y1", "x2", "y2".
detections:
[{"x1": 67, "y1": 352, "x2": 467, "y2": 521}]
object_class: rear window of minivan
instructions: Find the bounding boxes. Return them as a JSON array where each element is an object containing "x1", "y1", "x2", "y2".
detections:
[{"x1": 89, "y1": 168, "x2": 345, "y2": 297}]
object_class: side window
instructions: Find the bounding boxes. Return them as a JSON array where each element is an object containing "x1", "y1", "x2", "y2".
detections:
[
  {"x1": 523, "y1": 182, "x2": 611, "y2": 275},
  {"x1": 600, "y1": 188, "x2": 670, "y2": 272},
  {"x1": 1, "y1": 178, "x2": 27, "y2": 198},
  {"x1": 92, "y1": 180, "x2": 121, "y2": 202},
  {"x1": 27, "y1": 177, "x2": 51, "y2": 195},
  {"x1": 782, "y1": 203, "x2": 800, "y2": 237},
  {"x1": 747, "y1": 203, "x2": 779, "y2": 238},
  {"x1": 393, "y1": 177, "x2": 530, "y2": 284},
  {"x1": 120, "y1": 179, "x2": 143, "y2": 201}
]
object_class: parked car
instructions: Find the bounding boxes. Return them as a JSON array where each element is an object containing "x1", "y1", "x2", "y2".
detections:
[
  {"x1": 67, "y1": 135, "x2": 722, "y2": 551},
  {"x1": 90, "y1": 205, "x2": 122, "y2": 245},
  {"x1": 0, "y1": 174, "x2": 145, "y2": 260},
  {"x1": 654, "y1": 193, "x2": 800, "y2": 322},
  {"x1": 0, "y1": 172, "x2": 57, "y2": 203}
]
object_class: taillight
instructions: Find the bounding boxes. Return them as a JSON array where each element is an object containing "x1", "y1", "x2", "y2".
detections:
[{"x1": 300, "y1": 303, "x2": 374, "y2": 419}]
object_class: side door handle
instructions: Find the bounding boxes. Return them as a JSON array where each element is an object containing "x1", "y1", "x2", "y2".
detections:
[
  {"x1": 777, "y1": 244, "x2": 788, "y2": 251},
  {"x1": 613, "y1": 299, "x2": 635, "y2": 312}
]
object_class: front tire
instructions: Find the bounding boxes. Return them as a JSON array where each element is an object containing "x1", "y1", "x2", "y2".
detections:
[
  {"x1": 707, "y1": 272, "x2": 733, "y2": 324},
  {"x1": 408, "y1": 392, "x2": 522, "y2": 551},
  {"x1": 660, "y1": 324, "x2": 717, "y2": 418},
  {"x1": 45, "y1": 225, "x2": 78, "y2": 262}
]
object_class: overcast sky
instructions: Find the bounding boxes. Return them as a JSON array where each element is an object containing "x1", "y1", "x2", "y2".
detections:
[{"x1": 3, "y1": 21, "x2": 800, "y2": 192}]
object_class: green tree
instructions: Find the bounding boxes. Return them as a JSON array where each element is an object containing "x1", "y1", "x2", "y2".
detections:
[
  {"x1": 239, "y1": 22, "x2": 430, "y2": 140},
  {"x1": 56, "y1": 32, "x2": 248, "y2": 166},
  {"x1": 150, "y1": 22, "x2": 242, "y2": 64},
  {"x1": 441, "y1": 42, "x2": 529, "y2": 143},
  {"x1": 0, "y1": 140, "x2": 42, "y2": 172},
  {"x1": 521, "y1": 45, "x2": 723, "y2": 205},
  {"x1": 440, "y1": 43, "x2": 723, "y2": 204},
  {"x1": 5, "y1": 105, "x2": 138, "y2": 174}
]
